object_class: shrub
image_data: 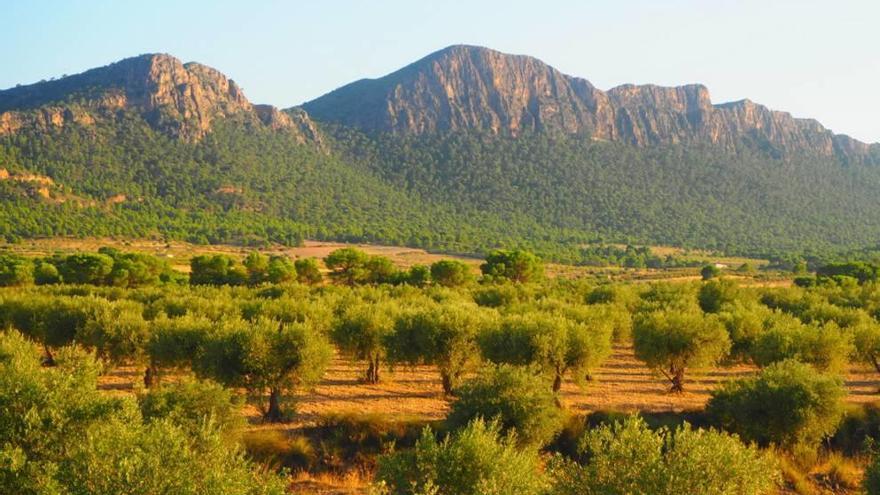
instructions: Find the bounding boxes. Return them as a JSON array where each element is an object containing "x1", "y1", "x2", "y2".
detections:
[
  {"x1": 242, "y1": 430, "x2": 315, "y2": 472},
  {"x1": 548, "y1": 416, "x2": 780, "y2": 495},
  {"x1": 375, "y1": 419, "x2": 546, "y2": 495},
  {"x1": 633, "y1": 309, "x2": 730, "y2": 392},
  {"x1": 138, "y1": 379, "x2": 244, "y2": 437},
  {"x1": 446, "y1": 364, "x2": 564, "y2": 447},
  {"x1": 706, "y1": 360, "x2": 846, "y2": 454},
  {"x1": 0, "y1": 254, "x2": 33, "y2": 286},
  {"x1": 701, "y1": 264, "x2": 721, "y2": 280}
]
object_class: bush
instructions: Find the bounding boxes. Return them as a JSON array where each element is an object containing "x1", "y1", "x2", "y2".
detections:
[
  {"x1": 548, "y1": 416, "x2": 780, "y2": 495},
  {"x1": 0, "y1": 254, "x2": 33, "y2": 286},
  {"x1": 242, "y1": 429, "x2": 315, "y2": 472},
  {"x1": 375, "y1": 419, "x2": 546, "y2": 495},
  {"x1": 633, "y1": 309, "x2": 730, "y2": 392},
  {"x1": 446, "y1": 364, "x2": 564, "y2": 447},
  {"x1": 138, "y1": 379, "x2": 244, "y2": 437},
  {"x1": 706, "y1": 359, "x2": 846, "y2": 454}
]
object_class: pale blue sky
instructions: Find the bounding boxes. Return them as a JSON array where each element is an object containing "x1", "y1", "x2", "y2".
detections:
[{"x1": 4, "y1": 0, "x2": 879, "y2": 142}]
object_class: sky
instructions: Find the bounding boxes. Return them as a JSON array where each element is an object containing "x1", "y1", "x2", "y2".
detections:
[{"x1": 4, "y1": 0, "x2": 880, "y2": 143}]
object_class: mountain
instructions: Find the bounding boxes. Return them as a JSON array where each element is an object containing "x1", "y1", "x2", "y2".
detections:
[
  {"x1": 304, "y1": 45, "x2": 877, "y2": 162},
  {"x1": 1, "y1": 46, "x2": 880, "y2": 263},
  {"x1": 0, "y1": 53, "x2": 319, "y2": 143}
]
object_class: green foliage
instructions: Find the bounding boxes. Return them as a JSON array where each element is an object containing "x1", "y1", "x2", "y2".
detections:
[
  {"x1": 480, "y1": 249, "x2": 543, "y2": 283},
  {"x1": 0, "y1": 254, "x2": 33, "y2": 286},
  {"x1": 430, "y1": 259, "x2": 473, "y2": 287},
  {"x1": 853, "y1": 321, "x2": 880, "y2": 374},
  {"x1": 701, "y1": 264, "x2": 721, "y2": 280},
  {"x1": 698, "y1": 278, "x2": 740, "y2": 313},
  {"x1": 332, "y1": 302, "x2": 396, "y2": 383},
  {"x1": 0, "y1": 329, "x2": 283, "y2": 495},
  {"x1": 325, "y1": 248, "x2": 371, "y2": 286},
  {"x1": 294, "y1": 257, "x2": 323, "y2": 285},
  {"x1": 548, "y1": 416, "x2": 780, "y2": 495},
  {"x1": 749, "y1": 316, "x2": 853, "y2": 373},
  {"x1": 479, "y1": 311, "x2": 611, "y2": 391},
  {"x1": 446, "y1": 364, "x2": 564, "y2": 447},
  {"x1": 633, "y1": 308, "x2": 730, "y2": 392},
  {"x1": 190, "y1": 254, "x2": 248, "y2": 286},
  {"x1": 195, "y1": 318, "x2": 332, "y2": 421},
  {"x1": 138, "y1": 378, "x2": 244, "y2": 437},
  {"x1": 386, "y1": 303, "x2": 491, "y2": 394},
  {"x1": 707, "y1": 359, "x2": 846, "y2": 453},
  {"x1": 57, "y1": 252, "x2": 114, "y2": 284},
  {"x1": 375, "y1": 419, "x2": 547, "y2": 495}
]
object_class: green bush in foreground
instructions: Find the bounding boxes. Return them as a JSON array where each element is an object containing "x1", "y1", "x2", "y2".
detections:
[
  {"x1": 375, "y1": 419, "x2": 546, "y2": 495},
  {"x1": 0, "y1": 329, "x2": 285, "y2": 495},
  {"x1": 446, "y1": 364, "x2": 564, "y2": 447},
  {"x1": 549, "y1": 416, "x2": 780, "y2": 495},
  {"x1": 707, "y1": 359, "x2": 845, "y2": 455}
]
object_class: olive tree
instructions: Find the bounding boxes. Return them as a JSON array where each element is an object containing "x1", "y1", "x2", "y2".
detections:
[
  {"x1": 749, "y1": 316, "x2": 853, "y2": 374},
  {"x1": 447, "y1": 364, "x2": 564, "y2": 447},
  {"x1": 633, "y1": 309, "x2": 730, "y2": 392},
  {"x1": 706, "y1": 359, "x2": 845, "y2": 454},
  {"x1": 479, "y1": 312, "x2": 612, "y2": 392},
  {"x1": 852, "y1": 320, "x2": 880, "y2": 375},
  {"x1": 386, "y1": 303, "x2": 491, "y2": 394},
  {"x1": 195, "y1": 317, "x2": 332, "y2": 422},
  {"x1": 332, "y1": 302, "x2": 395, "y2": 383}
]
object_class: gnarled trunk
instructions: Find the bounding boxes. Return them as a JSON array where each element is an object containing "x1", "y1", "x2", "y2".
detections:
[
  {"x1": 441, "y1": 372, "x2": 454, "y2": 395},
  {"x1": 143, "y1": 364, "x2": 160, "y2": 388},
  {"x1": 670, "y1": 367, "x2": 685, "y2": 393},
  {"x1": 266, "y1": 388, "x2": 284, "y2": 422}
]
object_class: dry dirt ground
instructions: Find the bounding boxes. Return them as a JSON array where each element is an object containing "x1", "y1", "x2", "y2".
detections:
[{"x1": 100, "y1": 345, "x2": 880, "y2": 494}]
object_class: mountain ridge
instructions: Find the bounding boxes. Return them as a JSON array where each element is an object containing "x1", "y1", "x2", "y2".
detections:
[
  {"x1": 0, "y1": 53, "x2": 318, "y2": 142},
  {"x1": 303, "y1": 44, "x2": 877, "y2": 162}
]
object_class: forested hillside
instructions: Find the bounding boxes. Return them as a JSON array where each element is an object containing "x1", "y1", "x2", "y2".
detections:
[{"x1": 2, "y1": 47, "x2": 880, "y2": 263}]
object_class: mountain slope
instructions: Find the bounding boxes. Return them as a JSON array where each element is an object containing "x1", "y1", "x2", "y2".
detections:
[
  {"x1": 305, "y1": 45, "x2": 878, "y2": 163},
  {"x1": 1, "y1": 47, "x2": 880, "y2": 261}
]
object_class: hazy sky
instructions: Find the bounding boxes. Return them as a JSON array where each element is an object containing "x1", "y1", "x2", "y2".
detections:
[{"x1": 4, "y1": 0, "x2": 879, "y2": 142}]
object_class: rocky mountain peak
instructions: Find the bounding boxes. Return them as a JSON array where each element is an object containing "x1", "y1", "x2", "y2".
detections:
[
  {"x1": 0, "y1": 54, "x2": 315, "y2": 142},
  {"x1": 304, "y1": 45, "x2": 876, "y2": 162}
]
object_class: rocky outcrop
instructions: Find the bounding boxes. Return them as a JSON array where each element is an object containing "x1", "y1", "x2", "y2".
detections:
[
  {"x1": 0, "y1": 54, "x2": 320, "y2": 143},
  {"x1": 304, "y1": 45, "x2": 877, "y2": 161}
]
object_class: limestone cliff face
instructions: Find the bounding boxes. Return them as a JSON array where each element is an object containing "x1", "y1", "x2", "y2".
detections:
[
  {"x1": 0, "y1": 54, "x2": 317, "y2": 142},
  {"x1": 304, "y1": 45, "x2": 876, "y2": 161}
]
